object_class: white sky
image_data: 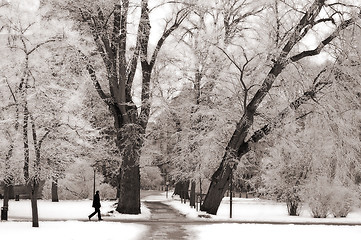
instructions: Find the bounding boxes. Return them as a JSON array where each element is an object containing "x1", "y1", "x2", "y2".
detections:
[{"x1": 6, "y1": 0, "x2": 40, "y2": 12}]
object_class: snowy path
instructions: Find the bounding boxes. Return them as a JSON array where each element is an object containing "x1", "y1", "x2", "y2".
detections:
[{"x1": 143, "y1": 201, "x2": 191, "y2": 239}]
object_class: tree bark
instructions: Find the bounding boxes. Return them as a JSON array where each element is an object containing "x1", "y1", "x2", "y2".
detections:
[
  {"x1": 174, "y1": 181, "x2": 190, "y2": 201},
  {"x1": 174, "y1": 182, "x2": 182, "y2": 196},
  {"x1": 1, "y1": 184, "x2": 9, "y2": 220},
  {"x1": 190, "y1": 181, "x2": 196, "y2": 208},
  {"x1": 181, "y1": 181, "x2": 190, "y2": 202},
  {"x1": 30, "y1": 181, "x2": 39, "y2": 227},
  {"x1": 116, "y1": 127, "x2": 141, "y2": 214},
  {"x1": 51, "y1": 178, "x2": 59, "y2": 202},
  {"x1": 29, "y1": 113, "x2": 48, "y2": 226},
  {"x1": 116, "y1": 185, "x2": 120, "y2": 199},
  {"x1": 2, "y1": 139, "x2": 14, "y2": 220},
  {"x1": 23, "y1": 103, "x2": 30, "y2": 182}
]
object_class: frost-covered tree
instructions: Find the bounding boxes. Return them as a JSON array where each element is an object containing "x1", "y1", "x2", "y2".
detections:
[
  {"x1": 51, "y1": 0, "x2": 190, "y2": 214},
  {"x1": 146, "y1": 0, "x2": 262, "y2": 205},
  {"x1": 0, "y1": 2, "x2": 102, "y2": 226},
  {"x1": 262, "y1": 76, "x2": 361, "y2": 216},
  {"x1": 201, "y1": 0, "x2": 361, "y2": 214},
  {"x1": 0, "y1": 4, "x2": 58, "y2": 225}
]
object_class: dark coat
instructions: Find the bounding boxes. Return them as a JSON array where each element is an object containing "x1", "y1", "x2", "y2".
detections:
[{"x1": 92, "y1": 193, "x2": 101, "y2": 208}]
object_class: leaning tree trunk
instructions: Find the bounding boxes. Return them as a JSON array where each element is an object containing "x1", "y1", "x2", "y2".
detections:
[
  {"x1": 201, "y1": 68, "x2": 334, "y2": 214},
  {"x1": 200, "y1": 150, "x2": 238, "y2": 214}
]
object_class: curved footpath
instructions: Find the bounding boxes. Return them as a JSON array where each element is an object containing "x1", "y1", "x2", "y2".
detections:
[
  {"x1": 143, "y1": 201, "x2": 190, "y2": 239},
  {"x1": 122, "y1": 200, "x2": 361, "y2": 239}
]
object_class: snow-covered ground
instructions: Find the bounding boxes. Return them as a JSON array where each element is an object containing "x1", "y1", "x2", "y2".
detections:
[
  {"x1": 149, "y1": 193, "x2": 361, "y2": 239},
  {"x1": 188, "y1": 223, "x2": 361, "y2": 240},
  {"x1": 1, "y1": 221, "x2": 148, "y2": 240},
  {"x1": 2, "y1": 199, "x2": 151, "y2": 221},
  {"x1": 165, "y1": 195, "x2": 361, "y2": 224},
  {"x1": 0, "y1": 199, "x2": 151, "y2": 240},
  {"x1": 1, "y1": 193, "x2": 361, "y2": 240}
]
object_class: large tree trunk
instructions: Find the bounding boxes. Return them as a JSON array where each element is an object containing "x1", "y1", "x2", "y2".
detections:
[
  {"x1": 181, "y1": 181, "x2": 190, "y2": 202},
  {"x1": 174, "y1": 182, "x2": 182, "y2": 196},
  {"x1": 116, "y1": 183, "x2": 120, "y2": 199},
  {"x1": 116, "y1": 159, "x2": 140, "y2": 214},
  {"x1": 174, "y1": 181, "x2": 190, "y2": 201},
  {"x1": 200, "y1": 59, "x2": 288, "y2": 214},
  {"x1": 200, "y1": 152, "x2": 237, "y2": 214},
  {"x1": 116, "y1": 124, "x2": 142, "y2": 214}
]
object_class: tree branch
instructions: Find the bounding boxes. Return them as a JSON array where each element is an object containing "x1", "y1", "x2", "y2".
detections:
[
  {"x1": 27, "y1": 39, "x2": 56, "y2": 55},
  {"x1": 149, "y1": 7, "x2": 190, "y2": 68},
  {"x1": 224, "y1": 1, "x2": 327, "y2": 159},
  {"x1": 111, "y1": 4, "x2": 121, "y2": 56},
  {"x1": 240, "y1": 68, "x2": 331, "y2": 156},
  {"x1": 290, "y1": 17, "x2": 358, "y2": 62},
  {"x1": 79, "y1": 7, "x2": 114, "y2": 78},
  {"x1": 78, "y1": 50, "x2": 112, "y2": 107},
  {"x1": 119, "y1": 1, "x2": 129, "y2": 61}
]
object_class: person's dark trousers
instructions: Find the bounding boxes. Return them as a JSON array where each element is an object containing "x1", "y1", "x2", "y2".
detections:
[{"x1": 88, "y1": 208, "x2": 102, "y2": 220}]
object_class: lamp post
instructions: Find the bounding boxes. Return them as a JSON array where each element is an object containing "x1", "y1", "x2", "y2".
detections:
[
  {"x1": 93, "y1": 168, "x2": 96, "y2": 197},
  {"x1": 228, "y1": 160, "x2": 236, "y2": 218},
  {"x1": 165, "y1": 169, "x2": 169, "y2": 198},
  {"x1": 166, "y1": 180, "x2": 169, "y2": 198}
]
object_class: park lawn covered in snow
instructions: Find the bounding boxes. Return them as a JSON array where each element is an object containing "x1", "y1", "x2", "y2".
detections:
[
  {"x1": 165, "y1": 195, "x2": 361, "y2": 239},
  {"x1": 0, "y1": 198, "x2": 151, "y2": 240},
  {"x1": 0, "y1": 221, "x2": 149, "y2": 240},
  {"x1": 188, "y1": 223, "x2": 361, "y2": 240},
  {"x1": 166, "y1": 195, "x2": 361, "y2": 224},
  {"x1": 2, "y1": 193, "x2": 361, "y2": 240},
  {"x1": 1, "y1": 199, "x2": 151, "y2": 221}
]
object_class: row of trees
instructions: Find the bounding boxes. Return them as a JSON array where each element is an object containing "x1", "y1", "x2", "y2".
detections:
[
  {"x1": 1, "y1": 0, "x2": 360, "y2": 227},
  {"x1": 0, "y1": 1, "x2": 110, "y2": 226},
  {"x1": 143, "y1": 0, "x2": 361, "y2": 215}
]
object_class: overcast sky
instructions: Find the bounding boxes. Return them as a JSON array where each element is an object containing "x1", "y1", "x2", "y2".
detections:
[{"x1": 7, "y1": 0, "x2": 40, "y2": 11}]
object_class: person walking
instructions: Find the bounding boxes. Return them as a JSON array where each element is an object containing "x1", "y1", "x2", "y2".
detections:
[{"x1": 88, "y1": 190, "x2": 103, "y2": 221}]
